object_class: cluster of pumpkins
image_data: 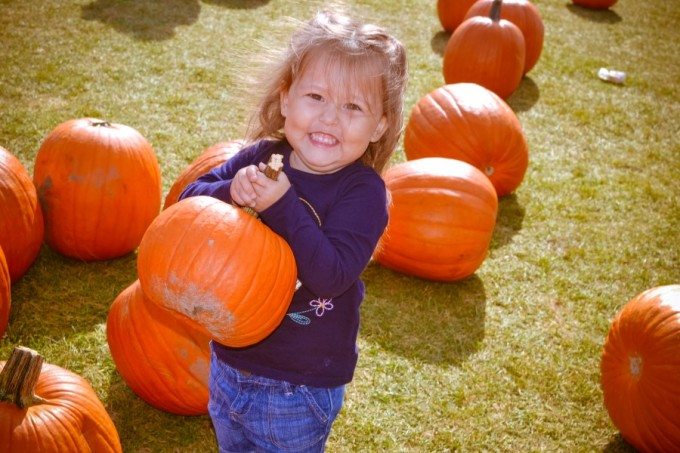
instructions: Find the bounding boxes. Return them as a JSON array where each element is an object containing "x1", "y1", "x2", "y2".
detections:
[{"x1": 1, "y1": 0, "x2": 677, "y2": 451}]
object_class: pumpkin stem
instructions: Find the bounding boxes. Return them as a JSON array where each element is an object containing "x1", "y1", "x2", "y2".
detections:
[
  {"x1": 490, "y1": 0, "x2": 503, "y2": 22},
  {"x1": 89, "y1": 119, "x2": 112, "y2": 128},
  {"x1": 0, "y1": 346, "x2": 47, "y2": 409},
  {"x1": 237, "y1": 154, "x2": 284, "y2": 219}
]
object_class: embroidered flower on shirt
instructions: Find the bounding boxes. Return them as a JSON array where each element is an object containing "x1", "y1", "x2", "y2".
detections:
[{"x1": 287, "y1": 297, "x2": 334, "y2": 325}]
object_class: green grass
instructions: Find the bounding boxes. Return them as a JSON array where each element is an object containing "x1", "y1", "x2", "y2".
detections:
[{"x1": 1, "y1": 0, "x2": 678, "y2": 451}]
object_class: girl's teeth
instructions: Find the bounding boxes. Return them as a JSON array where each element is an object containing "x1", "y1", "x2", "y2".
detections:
[{"x1": 311, "y1": 133, "x2": 338, "y2": 145}]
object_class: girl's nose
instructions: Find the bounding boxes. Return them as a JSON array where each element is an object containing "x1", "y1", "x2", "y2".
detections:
[{"x1": 319, "y1": 102, "x2": 339, "y2": 124}]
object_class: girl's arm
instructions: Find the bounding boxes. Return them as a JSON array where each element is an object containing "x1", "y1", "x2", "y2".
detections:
[{"x1": 260, "y1": 174, "x2": 387, "y2": 298}]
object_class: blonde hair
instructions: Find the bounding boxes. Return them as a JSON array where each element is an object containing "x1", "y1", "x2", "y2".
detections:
[{"x1": 245, "y1": 10, "x2": 407, "y2": 174}]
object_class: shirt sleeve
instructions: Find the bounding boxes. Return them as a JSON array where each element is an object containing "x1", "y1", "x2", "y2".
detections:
[
  {"x1": 259, "y1": 171, "x2": 388, "y2": 298},
  {"x1": 178, "y1": 141, "x2": 270, "y2": 203}
]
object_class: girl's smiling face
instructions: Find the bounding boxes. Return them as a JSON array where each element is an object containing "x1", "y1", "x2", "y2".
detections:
[{"x1": 280, "y1": 52, "x2": 388, "y2": 174}]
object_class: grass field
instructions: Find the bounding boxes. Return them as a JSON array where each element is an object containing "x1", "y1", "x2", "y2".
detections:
[{"x1": 1, "y1": 0, "x2": 678, "y2": 451}]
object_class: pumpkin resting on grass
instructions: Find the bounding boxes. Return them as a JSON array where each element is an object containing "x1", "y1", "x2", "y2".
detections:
[
  {"x1": 601, "y1": 285, "x2": 680, "y2": 451},
  {"x1": 436, "y1": 0, "x2": 480, "y2": 32},
  {"x1": 404, "y1": 83, "x2": 529, "y2": 197},
  {"x1": 443, "y1": 0, "x2": 525, "y2": 99},
  {"x1": 137, "y1": 195, "x2": 297, "y2": 347},
  {"x1": 163, "y1": 140, "x2": 242, "y2": 209},
  {"x1": 0, "y1": 346, "x2": 122, "y2": 452},
  {"x1": 0, "y1": 146, "x2": 44, "y2": 282},
  {"x1": 464, "y1": 0, "x2": 544, "y2": 74},
  {"x1": 374, "y1": 158, "x2": 498, "y2": 281},
  {"x1": 33, "y1": 118, "x2": 161, "y2": 261},
  {"x1": 0, "y1": 247, "x2": 10, "y2": 338},
  {"x1": 107, "y1": 280, "x2": 211, "y2": 415}
]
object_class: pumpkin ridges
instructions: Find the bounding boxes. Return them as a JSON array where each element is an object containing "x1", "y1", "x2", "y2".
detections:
[
  {"x1": 443, "y1": 4, "x2": 526, "y2": 99},
  {"x1": 0, "y1": 147, "x2": 44, "y2": 282}
]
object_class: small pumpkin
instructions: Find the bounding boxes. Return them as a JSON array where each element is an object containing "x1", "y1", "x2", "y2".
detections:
[
  {"x1": 464, "y1": 0, "x2": 544, "y2": 74},
  {"x1": 443, "y1": 0, "x2": 525, "y2": 99},
  {"x1": 0, "y1": 346, "x2": 122, "y2": 452},
  {"x1": 0, "y1": 247, "x2": 10, "y2": 338},
  {"x1": 107, "y1": 280, "x2": 210, "y2": 415},
  {"x1": 137, "y1": 196, "x2": 297, "y2": 347},
  {"x1": 601, "y1": 285, "x2": 680, "y2": 452},
  {"x1": 0, "y1": 146, "x2": 44, "y2": 282},
  {"x1": 404, "y1": 83, "x2": 529, "y2": 197},
  {"x1": 374, "y1": 158, "x2": 498, "y2": 282},
  {"x1": 436, "y1": 0, "x2": 480, "y2": 32},
  {"x1": 33, "y1": 118, "x2": 161, "y2": 260},
  {"x1": 572, "y1": 0, "x2": 617, "y2": 9}
]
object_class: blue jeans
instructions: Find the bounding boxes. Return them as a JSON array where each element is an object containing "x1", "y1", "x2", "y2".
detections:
[{"x1": 208, "y1": 347, "x2": 345, "y2": 452}]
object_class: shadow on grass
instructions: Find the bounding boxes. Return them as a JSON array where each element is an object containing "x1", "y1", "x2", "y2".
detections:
[
  {"x1": 5, "y1": 245, "x2": 137, "y2": 343},
  {"x1": 106, "y1": 371, "x2": 216, "y2": 450},
  {"x1": 602, "y1": 433, "x2": 637, "y2": 452},
  {"x1": 490, "y1": 193, "x2": 525, "y2": 250},
  {"x1": 431, "y1": 30, "x2": 450, "y2": 57},
  {"x1": 566, "y1": 4, "x2": 622, "y2": 23},
  {"x1": 81, "y1": 0, "x2": 201, "y2": 41},
  {"x1": 507, "y1": 76, "x2": 540, "y2": 112},
  {"x1": 201, "y1": 0, "x2": 270, "y2": 7},
  {"x1": 361, "y1": 263, "x2": 486, "y2": 366}
]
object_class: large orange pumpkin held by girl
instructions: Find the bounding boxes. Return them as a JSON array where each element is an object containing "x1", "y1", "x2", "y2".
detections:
[
  {"x1": 601, "y1": 285, "x2": 680, "y2": 451},
  {"x1": 33, "y1": 118, "x2": 161, "y2": 260},
  {"x1": 137, "y1": 195, "x2": 297, "y2": 348}
]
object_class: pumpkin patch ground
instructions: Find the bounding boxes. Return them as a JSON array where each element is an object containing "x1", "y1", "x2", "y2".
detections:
[{"x1": 0, "y1": 0, "x2": 677, "y2": 451}]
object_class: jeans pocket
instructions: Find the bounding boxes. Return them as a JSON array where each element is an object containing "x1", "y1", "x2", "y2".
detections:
[{"x1": 267, "y1": 385, "x2": 342, "y2": 451}]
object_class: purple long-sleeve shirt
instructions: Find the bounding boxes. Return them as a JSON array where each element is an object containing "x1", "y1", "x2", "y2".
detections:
[{"x1": 179, "y1": 139, "x2": 388, "y2": 387}]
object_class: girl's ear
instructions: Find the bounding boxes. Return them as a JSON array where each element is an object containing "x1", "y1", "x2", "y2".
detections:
[
  {"x1": 280, "y1": 90, "x2": 289, "y2": 118},
  {"x1": 370, "y1": 116, "x2": 388, "y2": 143}
]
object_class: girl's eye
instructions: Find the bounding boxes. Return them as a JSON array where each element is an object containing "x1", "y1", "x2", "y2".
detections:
[
  {"x1": 345, "y1": 103, "x2": 363, "y2": 112},
  {"x1": 307, "y1": 93, "x2": 323, "y2": 101}
]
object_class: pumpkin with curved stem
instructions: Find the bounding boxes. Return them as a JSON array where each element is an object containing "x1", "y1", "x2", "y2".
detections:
[
  {"x1": 437, "y1": 0, "x2": 480, "y2": 32},
  {"x1": 443, "y1": 0, "x2": 525, "y2": 99},
  {"x1": 465, "y1": 0, "x2": 544, "y2": 74},
  {"x1": 0, "y1": 247, "x2": 10, "y2": 338},
  {"x1": 404, "y1": 83, "x2": 528, "y2": 197},
  {"x1": 137, "y1": 195, "x2": 297, "y2": 347},
  {"x1": 163, "y1": 140, "x2": 242, "y2": 209},
  {"x1": 374, "y1": 158, "x2": 498, "y2": 282},
  {"x1": 601, "y1": 285, "x2": 680, "y2": 452},
  {"x1": 572, "y1": 0, "x2": 617, "y2": 9},
  {"x1": 107, "y1": 280, "x2": 211, "y2": 415},
  {"x1": 33, "y1": 118, "x2": 161, "y2": 260},
  {"x1": 0, "y1": 146, "x2": 44, "y2": 282},
  {"x1": 0, "y1": 346, "x2": 122, "y2": 452}
]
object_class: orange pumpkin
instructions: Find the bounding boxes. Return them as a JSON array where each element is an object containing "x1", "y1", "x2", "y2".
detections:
[
  {"x1": 137, "y1": 196, "x2": 297, "y2": 347},
  {"x1": 163, "y1": 140, "x2": 242, "y2": 209},
  {"x1": 601, "y1": 285, "x2": 680, "y2": 452},
  {"x1": 465, "y1": 0, "x2": 544, "y2": 74},
  {"x1": 443, "y1": 0, "x2": 525, "y2": 99},
  {"x1": 374, "y1": 158, "x2": 498, "y2": 281},
  {"x1": 437, "y1": 0, "x2": 480, "y2": 32},
  {"x1": 107, "y1": 280, "x2": 210, "y2": 415},
  {"x1": 0, "y1": 247, "x2": 10, "y2": 338},
  {"x1": 572, "y1": 0, "x2": 617, "y2": 9},
  {"x1": 0, "y1": 146, "x2": 44, "y2": 282},
  {"x1": 404, "y1": 83, "x2": 528, "y2": 197},
  {"x1": 33, "y1": 118, "x2": 161, "y2": 260},
  {"x1": 0, "y1": 346, "x2": 122, "y2": 452}
]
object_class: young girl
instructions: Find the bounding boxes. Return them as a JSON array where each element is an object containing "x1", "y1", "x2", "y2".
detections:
[{"x1": 180, "y1": 9, "x2": 407, "y2": 452}]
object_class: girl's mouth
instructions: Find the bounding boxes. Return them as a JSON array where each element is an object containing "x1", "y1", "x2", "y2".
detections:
[{"x1": 309, "y1": 132, "x2": 339, "y2": 147}]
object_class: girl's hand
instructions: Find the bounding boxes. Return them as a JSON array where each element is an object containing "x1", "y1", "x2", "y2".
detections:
[
  {"x1": 251, "y1": 162, "x2": 291, "y2": 211},
  {"x1": 230, "y1": 165, "x2": 259, "y2": 207}
]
